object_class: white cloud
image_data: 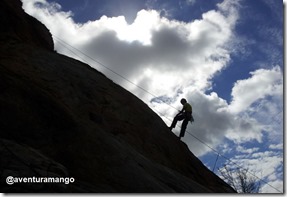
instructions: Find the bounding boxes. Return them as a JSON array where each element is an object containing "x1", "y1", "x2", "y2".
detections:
[
  {"x1": 22, "y1": 0, "x2": 238, "y2": 96},
  {"x1": 226, "y1": 66, "x2": 283, "y2": 145},
  {"x1": 236, "y1": 146, "x2": 259, "y2": 154},
  {"x1": 229, "y1": 66, "x2": 283, "y2": 114},
  {"x1": 269, "y1": 143, "x2": 283, "y2": 150}
]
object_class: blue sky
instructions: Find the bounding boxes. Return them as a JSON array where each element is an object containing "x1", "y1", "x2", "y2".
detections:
[{"x1": 22, "y1": 0, "x2": 284, "y2": 193}]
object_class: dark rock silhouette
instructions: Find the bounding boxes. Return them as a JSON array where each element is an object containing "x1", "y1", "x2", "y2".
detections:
[{"x1": 0, "y1": 0, "x2": 236, "y2": 193}]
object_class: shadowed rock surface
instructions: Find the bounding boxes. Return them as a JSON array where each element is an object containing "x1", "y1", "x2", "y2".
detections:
[{"x1": 0, "y1": 0, "x2": 236, "y2": 193}]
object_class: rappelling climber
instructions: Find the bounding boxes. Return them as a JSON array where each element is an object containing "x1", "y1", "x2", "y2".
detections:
[{"x1": 169, "y1": 98, "x2": 193, "y2": 139}]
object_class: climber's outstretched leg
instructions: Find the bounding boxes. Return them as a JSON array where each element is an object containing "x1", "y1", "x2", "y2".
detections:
[{"x1": 169, "y1": 113, "x2": 185, "y2": 131}]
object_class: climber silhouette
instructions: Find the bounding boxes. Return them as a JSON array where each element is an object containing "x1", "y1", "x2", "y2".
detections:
[{"x1": 169, "y1": 98, "x2": 193, "y2": 139}]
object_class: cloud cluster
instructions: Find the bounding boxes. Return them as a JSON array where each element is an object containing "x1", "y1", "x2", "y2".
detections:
[
  {"x1": 21, "y1": 0, "x2": 283, "y2": 192},
  {"x1": 22, "y1": 0, "x2": 238, "y2": 94},
  {"x1": 229, "y1": 66, "x2": 282, "y2": 114},
  {"x1": 22, "y1": 2, "x2": 283, "y2": 191},
  {"x1": 22, "y1": 0, "x2": 282, "y2": 154}
]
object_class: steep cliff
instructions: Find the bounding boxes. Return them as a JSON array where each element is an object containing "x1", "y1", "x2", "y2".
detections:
[{"x1": 0, "y1": 0, "x2": 236, "y2": 193}]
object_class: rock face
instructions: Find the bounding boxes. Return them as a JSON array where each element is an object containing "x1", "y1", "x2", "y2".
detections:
[{"x1": 0, "y1": 0, "x2": 236, "y2": 193}]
